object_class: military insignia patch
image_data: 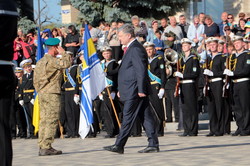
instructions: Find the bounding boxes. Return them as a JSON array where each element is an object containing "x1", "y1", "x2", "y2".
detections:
[
  {"x1": 160, "y1": 64, "x2": 164, "y2": 69},
  {"x1": 193, "y1": 67, "x2": 197, "y2": 72},
  {"x1": 247, "y1": 59, "x2": 250, "y2": 64}
]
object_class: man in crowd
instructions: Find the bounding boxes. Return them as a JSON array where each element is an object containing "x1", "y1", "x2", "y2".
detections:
[
  {"x1": 204, "y1": 15, "x2": 220, "y2": 37},
  {"x1": 178, "y1": 15, "x2": 189, "y2": 38},
  {"x1": 34, "y1": 38, "x2": 71, "y2": 156},
  {"x1": 218, "y1": 12, "x2": 229, "y2": 36},
  {"x1": 104, "y1": 24, "x2": 159, "y2": 154},
  {"x1": 158, "y1": 18, "x2": 168, "y2": 32}
]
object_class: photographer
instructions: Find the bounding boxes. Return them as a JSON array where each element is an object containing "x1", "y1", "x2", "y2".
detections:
[{"x1": 131, "y1": 15, "x2": 148, "y2": 44}]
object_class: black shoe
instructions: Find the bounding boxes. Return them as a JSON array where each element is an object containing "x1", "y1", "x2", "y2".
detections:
[
  {"x1": 189, "y1": 134, "x2": 198, "y2": 136},
  {"x1": 232, "y1": 130, "x2": 240, "y2": 136},
  {"x1": 65, "y1": 135, "x2": 72, "y2": 138},
  {"x1": 103, "y1": 145, "x2": 124, "y2": 154},
  {"x1": 130, "y1": 134, "x2": 142, "y2": 137},
  {"x1": 239, "y1": 133, "x2": 250, "y2": 136},
  {"x1": 104, "y1": 135, "x2": 115, "y2": 138},
  {"x1": 138, "y1": 147, "x2": 159, "y2": 153},
  {"x1": 178, "y1": 133, "x2": 188, "y2": 137},
  {"x1": 206, "y1": 133, "x2": 214, "y2": 137}
]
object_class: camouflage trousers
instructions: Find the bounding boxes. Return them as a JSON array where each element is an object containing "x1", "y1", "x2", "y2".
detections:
[{"x1": 38, "y1": 93, "x2": 61, "y2": 149}]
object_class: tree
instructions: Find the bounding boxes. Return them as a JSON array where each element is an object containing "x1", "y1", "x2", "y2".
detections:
[{"x1": 70, "y1": 0, "x2": 189, "y2": 24}]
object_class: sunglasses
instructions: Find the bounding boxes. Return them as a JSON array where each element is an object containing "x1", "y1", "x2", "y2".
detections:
[{"x1": 227, "y1": 17, "x2": 233, "y2": 19}]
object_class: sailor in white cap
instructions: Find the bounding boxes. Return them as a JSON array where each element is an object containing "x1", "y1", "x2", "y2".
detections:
[
  {"x1": 223, "y1": 35, "x2": 250, "y2": 136},
  {"x1": 175, "y1": 38, "x2": 200, "y2": 137},
  {"x1": 143, "y1": 41, "x2": 166, "y2": 136}
]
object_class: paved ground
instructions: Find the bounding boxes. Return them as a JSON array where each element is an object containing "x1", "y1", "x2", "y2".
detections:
[{"x1": 12, "y1": 120, "x2": 250, "y2": 166}]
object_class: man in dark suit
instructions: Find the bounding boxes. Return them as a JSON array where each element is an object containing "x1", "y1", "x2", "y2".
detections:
[{"x1": 103, "y1": 24, "x2": 159, "y2": 154}]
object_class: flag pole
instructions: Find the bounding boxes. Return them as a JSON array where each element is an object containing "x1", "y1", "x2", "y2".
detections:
[{"x1": 106, "y1": 87, "x2": 121, "y2": 128}]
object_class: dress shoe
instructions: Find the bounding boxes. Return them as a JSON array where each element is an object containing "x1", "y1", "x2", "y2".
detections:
[
  {"x1": 104, "y1": 135, "x2": 115, "y2": 138},
  {"x1": 178, "y1": 133, "x2": 188, "y2": 137},
  {"x1": 138, "y1": 147, "x2": 159, "y2": 153},
  {"x1": 240, "y1": 133, "x2": 250, "y2": 136},
  {"x1": 65, "y1": 135, "x2": 72, "y2": 138},
  {"x1": 103, "y1": 145, "x2": 124, "y2": 154},
  {"x1": 232, "y1": 130, "x2": 240, "y2": 136},
  {"x1": 130, "y1": 134, "x2": 142, "y2": 137},
  {"x1": 206, "y1": 133, "x2": 214, "y2": 137},
  {"x1": 39, "y1": 147, "x2": 62, "y2": 156}
]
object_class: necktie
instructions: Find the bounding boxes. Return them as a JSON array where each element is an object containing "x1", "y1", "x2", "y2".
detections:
[{"x1": 123, "y1": 47, "x2": 128, "y2": 54}]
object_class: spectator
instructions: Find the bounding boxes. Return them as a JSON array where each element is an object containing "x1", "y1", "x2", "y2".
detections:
[
  {"x1": 163, "y1": 16, "x2": 184, "y2": 41},
  {"x1": 52, "y1": 28, "x2": 62, "y2": 46},
  {"x1": 107, "y1": 20, "x2": 122, "y2": 62},
  {"x1": 147, "y1": 20, "x2": 159, "y2": 43},
  {"x1": 178, "y1": 15, "x2": 189, "y2": 38},
  {"x1": 65, "y1": 25, "x2": 80, "y2": 56},
  {"x1": 131, "y1": 15, "x2": 148, "y2": 44},
  {"x1": 227, "y1": 14, "x2": 237, "y2": 30},
  {"x1": 233, "y1": 19, "x2": 246, "y2": 36},
  {"x1": 199, "y1": 12, "x2": 206, "y2": 25},
  {"x1": 218, "y1": 12, "x2": 229, "y2": 36},
  {"x1": 153, "y1": 30, "x2": 165, "y2": 56},
  {"x1": 158, "y1": 18, "x2": 168, "y2": 32},
  {"x1": 238, "y1": 12, "x2": 246, "y2": 21},
  {"x1": 96, "y1": 21, "x2": 109, "y2": 51},
  {"x1": 244, "y1": 21, "x2": 250, "y2": 38},
  {"x1": 204, "y1": 15, "x2": 219, "y2": 37},
  {"x1": 117, "y1": 19, "x2": 125, "y2": 28},
  {"x1": 224, "y1": 26, "x2": 234, "y2": 39},
  {"x1": 13, "y1": 36, "x2": 24, "y2": 66},
  {"x1": 187, "y1": 15, "x2": 204, "y2": 47}
]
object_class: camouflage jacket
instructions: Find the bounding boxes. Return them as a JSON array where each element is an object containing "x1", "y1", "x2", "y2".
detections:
[{"x1": 34, "y1": 53, "x2": 71, "y2": 94}]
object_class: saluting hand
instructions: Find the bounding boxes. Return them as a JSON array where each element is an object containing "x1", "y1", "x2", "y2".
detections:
[
  {"x1": 56, "y1": 46, "x2": 65, "y2": 55},
  {"x1": 138, "y1": 93, "x2": 146, "y2": 97}
]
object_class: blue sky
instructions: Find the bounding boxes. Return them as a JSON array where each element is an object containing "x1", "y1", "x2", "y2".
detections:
[{"x1": 33, "y1": 0, "x2": 62, "y2": 24}]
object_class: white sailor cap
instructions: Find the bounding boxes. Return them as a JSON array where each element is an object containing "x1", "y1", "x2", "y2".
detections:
[
  {"x1": 181, "y1": 38, "x2": 192, "y2": 44},
  {"x1": 231, "y1": 35, "x2": 243, "y2": 42},
  {"x1": 218, "y1": 40, "x2": 225, "y2": 44},
  {"x1": 143, "y1": 42, "x2": 155, "y2": 48},
  {"x1": 15, "y1": 67, "x2": 23, "y2": 73},
  {"x1": 31, "y1": 65, "x2": 36, "y2": 69},
  {"x1": 20, "y1": 59, "x2": 32, "y2": 68},
  {"x1": 243, "y1": 38, "x2": 249, "y2": 43},
  {"x1": 100, "y1": 46, "x2": 112, "y2": 52},
  {"x1": 205, "y1": 37, "x2": 219, "y2": 44}
]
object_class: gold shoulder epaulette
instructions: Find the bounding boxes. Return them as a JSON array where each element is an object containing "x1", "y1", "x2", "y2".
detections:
[
  {"x1": 222, "y1": 54, "x2": 226, "y2": 57},
  {"x1": 193, "y1": 56, "x2": 198, "y2": 60},
  {"x1": 158, "y1": 56, "x2": 162, "y2": 60}
]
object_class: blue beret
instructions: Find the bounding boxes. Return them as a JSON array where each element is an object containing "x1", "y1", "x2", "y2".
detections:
[{"x1": 45, "y1": 38, "x2": 60, "y2": 46}]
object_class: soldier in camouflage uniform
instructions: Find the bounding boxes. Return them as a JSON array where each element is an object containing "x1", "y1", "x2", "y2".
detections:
[{"x1": 33, "y1": 38, "x2": 71, "y2": 156}]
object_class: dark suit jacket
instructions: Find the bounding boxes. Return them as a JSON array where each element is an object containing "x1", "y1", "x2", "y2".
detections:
[{"x1": 118, "y1": 39, "x2": 151, "y2": 101}]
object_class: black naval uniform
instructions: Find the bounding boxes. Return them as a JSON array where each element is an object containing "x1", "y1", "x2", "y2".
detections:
[
  {"x1": 206, "y1": 53, "x2": 226, "y2": 136},
  {"x1": 230, "y1": 50, "x2": 250, "y2": 136},
  {"x1": 63, "y1": 64, "x2": 80, "y2": 138},
  {"x1": 148, "y1": 55, "x2": 166, "y2": 136},
  {"x1": 179, "y1": 54, "x2": 200, "y2": 136},
  {"x1": 19, "y1": 71, "x2": 35, "y2": 137},
  {"x1": 100, "y1": 59, "x2": 120, "y2": 137}
]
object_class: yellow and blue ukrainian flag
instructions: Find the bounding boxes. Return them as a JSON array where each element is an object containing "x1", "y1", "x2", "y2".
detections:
[{"x1": 78, "y1": 24, "x2": 106, "y2": 139}]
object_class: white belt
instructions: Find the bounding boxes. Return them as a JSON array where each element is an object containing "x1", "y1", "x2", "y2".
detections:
[
  {"x1": 180, "y1": 80, "x2": 195, "y2": 84},
  {"x1": 232, "y1": 78, "x2": 250, "y2": 83},
  {"x1": 0, "y1": 60, "x2": 15, "y2": 66},
  {"x1": 209, "y1": 78, "x2": 222, "y2": 83}
]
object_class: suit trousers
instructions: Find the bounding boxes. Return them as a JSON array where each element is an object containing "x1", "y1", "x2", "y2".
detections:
[{"x1": 115, "y1": 97, "x2": 159, "y2": 148}]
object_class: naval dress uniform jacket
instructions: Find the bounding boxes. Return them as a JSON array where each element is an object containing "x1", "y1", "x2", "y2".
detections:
[{"x1": 179, "y1": 54, "x2": 200, "y2": 136}]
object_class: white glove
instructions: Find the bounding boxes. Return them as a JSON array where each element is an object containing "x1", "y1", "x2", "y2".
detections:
[
  {"x1": 157, "y1": 89, "x2": 165, "y2": 99},
  {"x1": 19, "y1": 100, "x2": 24, "y2": 106},
  {"x1": 99, "y1": 94, "x2": 104, "y2": 101},
  {"x1": 118, "y1": 60, "x2": 122, "y2": 65},
  {"x1": 74, "y1": 95, "x2": 80, "y2": 105},
  {"x1": 30, "y1": 99, "x2": 35, "y2": 105},
  {"x1": 110, "y1": 92, "x2": 116, "y2": 99},
  {"x1": 223, "y1": 69, "x2": 234, "y2": 76},
  {"x1": 203, "y1": 69, "x2": 214, "y2": 76},
  {"x1": 175, "y1": 71, "x2": 183, "y2": 78}
]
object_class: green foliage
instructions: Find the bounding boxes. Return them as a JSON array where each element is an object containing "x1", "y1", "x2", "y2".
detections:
[
  {"x1": 70, "y1": 0, "x2": 189, "y2": 24},
  {"x1": 17, "y1": 17, "x2": 37, "y2": 34}
]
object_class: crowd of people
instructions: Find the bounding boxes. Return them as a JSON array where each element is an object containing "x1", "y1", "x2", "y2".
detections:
[{"x1": 11, "y1": 11, "x2": 250, "y2": 143}]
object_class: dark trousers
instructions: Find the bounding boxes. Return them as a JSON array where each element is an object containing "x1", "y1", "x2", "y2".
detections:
[
  {"x1": 207, "y1": 81, "x2": 224, "y2": 135},
  {"x1": 111, "y1": 46, "x2": 122, "y2": 62},
  {"x1": 180, "y1": 83, "x2": 198, "y2": 135},
  {"x1": 233, "y1": 81, "x2": 250, "y2": 135},
  {"x1": 23, "y1": 102, "x2": 34, "y2": 136},
  {"x1": 165, "y1": 89, "x2": 179, "y2": 122},
  {"x1": 223, "y1": 97, "x2": 232, "y2": 134},
  {"x1": 115, "y1": 97, "x2": 159, "y2": 148},
  {"x1": 15, "y1": 102, "x2": 27, "y2": 137},
  {"x1": 102, "y1": 95, "x2": 120, "y2": 136},
  {"x1": 65, "y1": 92, "x2": 80, "y2": 136},
  {"x1": 0, "y1": 65, "x2": 16, "y2": 166},
  {"x1": 149, "y1": 84, "x2": 165, "y2": 135}
]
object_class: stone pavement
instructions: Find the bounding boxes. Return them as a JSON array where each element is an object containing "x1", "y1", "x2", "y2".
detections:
[{"x1": 12, "y1": 120, "x2": 250, "y2": 166}]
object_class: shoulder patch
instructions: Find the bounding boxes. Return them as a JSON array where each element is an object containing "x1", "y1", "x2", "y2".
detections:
[
  {"x1": 193, "y1": 67, "x2": 197, "y2": 72},
  {"x1": 158, "y1": 56, "x2": 162, "y2": 60},
  {"x1": 160, "y1": 64, "x2": 164, "y2": 69},
  {"x1": 247, "y1": 59, "x2": 250, "y2": 64}
]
